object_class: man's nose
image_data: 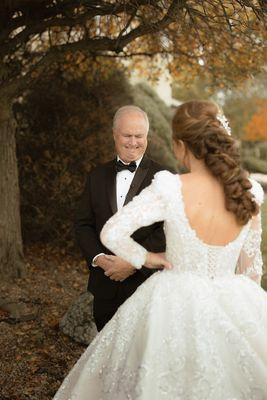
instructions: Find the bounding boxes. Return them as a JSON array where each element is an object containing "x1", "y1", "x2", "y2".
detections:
[{"x1": 129, "y1": 137, "x2": 137, "y2": 146}]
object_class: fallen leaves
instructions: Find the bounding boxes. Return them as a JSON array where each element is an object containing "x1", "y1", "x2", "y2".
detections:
[{"x1": 0, "y1": 244, "x2": 87, "y2": 400}]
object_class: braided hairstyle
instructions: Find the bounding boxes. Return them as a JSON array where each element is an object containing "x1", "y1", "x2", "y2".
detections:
[{"x1": 172, "y1": 100, "x2": 259, "y2": 225}]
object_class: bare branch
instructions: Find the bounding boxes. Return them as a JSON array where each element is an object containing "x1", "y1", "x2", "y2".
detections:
[{"x1": 0, "y1": 0, "x2": 266, "y2": 94}]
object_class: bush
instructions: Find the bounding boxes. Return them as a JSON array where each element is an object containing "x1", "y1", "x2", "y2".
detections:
[
  {"x1": 241, "y1": 140, "x2": 267, "y2": 160},
  {"x1": 135, "y1": 82, "x2": 173, "y2": 121},
  {"x1": 16, "y1": 67, "x2": 133, "y2": 247},
  {"x1": 257, "y1": 142, "x2": 267, "y2": 160},
  {"x1": 16, "y1": 64, "x2": 176, "y2": 249},
  {"x1": 133, "y1": 83, "x2": 177, "y2": 170},
  {"x1": 242, "y1": 156, "x2": 267, "y2": 174}
]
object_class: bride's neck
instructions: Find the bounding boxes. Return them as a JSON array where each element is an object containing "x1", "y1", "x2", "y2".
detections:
[{"x1": 188, "y1": 157, "x2": 214, "y2": 178}]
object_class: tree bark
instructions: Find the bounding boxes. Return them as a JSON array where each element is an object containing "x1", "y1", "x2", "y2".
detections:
[{"x1": 0, "y1": 102, "x2": 25, "y2": 280}]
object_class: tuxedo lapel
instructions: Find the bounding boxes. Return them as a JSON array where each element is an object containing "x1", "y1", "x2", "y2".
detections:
[
  {"x1": 106, "y1": 159, "x2": 117, "y2": 214},
  {"x1": 124, "y1": 155, "x2": 151, "y2": 206}
]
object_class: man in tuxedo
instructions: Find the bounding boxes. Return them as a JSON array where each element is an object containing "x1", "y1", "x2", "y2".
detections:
[{"x1": 75, "y1": 105, "x2": 170, "y2": 331}]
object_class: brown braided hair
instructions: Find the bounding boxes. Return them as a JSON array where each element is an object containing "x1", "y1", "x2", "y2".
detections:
[{"x1": 172, "y1": 100, "x2": 259, "y2": 225}]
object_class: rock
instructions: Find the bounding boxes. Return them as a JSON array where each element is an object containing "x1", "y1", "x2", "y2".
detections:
[
  {"x1": 0, "y1": 298, "x2": 38, "y2": 322},
  {"x1": 59, "y1": 292, "x2": 97, "y2": 345}
]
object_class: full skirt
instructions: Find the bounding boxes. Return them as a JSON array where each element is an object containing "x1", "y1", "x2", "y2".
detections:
[{"x1": 53, "y1": 270, "x2": 267, "y2": 400}]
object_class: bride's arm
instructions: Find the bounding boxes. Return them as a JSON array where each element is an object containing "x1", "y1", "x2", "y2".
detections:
[
  {"x1": 236, "y1": 211, "x2": 263, "y2": 285},
  {"x1": 100, "y1": 172, "x2": 171, "y2": 270},
  {"x1": 236, "y1": 179, "x2": 264, "y2": 285}
]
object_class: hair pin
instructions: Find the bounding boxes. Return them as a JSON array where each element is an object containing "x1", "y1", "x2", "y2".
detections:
[{"x1": 216, "y1": 113, "x2": 231, "y2": 136}]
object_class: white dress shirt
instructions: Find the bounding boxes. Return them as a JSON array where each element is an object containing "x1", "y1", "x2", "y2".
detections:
[
  {"x1": 116, "y1": 155, "x2": 143, "y2": 209},
  {"x1": 92, "y1": 155, "x2": 144, "y2": 267}
]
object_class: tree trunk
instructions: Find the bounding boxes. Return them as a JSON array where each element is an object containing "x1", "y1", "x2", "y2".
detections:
[{"x1": 0, "y1": 102, "x2": 25, "y2": 280}]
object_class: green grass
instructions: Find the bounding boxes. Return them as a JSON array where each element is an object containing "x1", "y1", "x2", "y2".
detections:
[{"x1": 261, "y1": 196, "x2": 267, "y2": 290}]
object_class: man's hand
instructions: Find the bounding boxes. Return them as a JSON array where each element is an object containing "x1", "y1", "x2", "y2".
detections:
[{"x1": 95, "y1": 255, "x2": 136, "y2": 282}]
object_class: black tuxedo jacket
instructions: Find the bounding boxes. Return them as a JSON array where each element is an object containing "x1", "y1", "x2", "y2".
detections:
[{"x1": 75, "y1": 155, "x2": 171, "y2": 300}]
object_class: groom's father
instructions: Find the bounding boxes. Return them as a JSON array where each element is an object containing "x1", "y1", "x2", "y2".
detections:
[{"x1": 75, "y1": 105, "x2": 170, "y2": 331}]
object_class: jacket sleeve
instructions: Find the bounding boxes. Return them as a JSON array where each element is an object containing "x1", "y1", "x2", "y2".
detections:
[{"x1": 74, "y1": 174, "x2": 107, "y2": 267}]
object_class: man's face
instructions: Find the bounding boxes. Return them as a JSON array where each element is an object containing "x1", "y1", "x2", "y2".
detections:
[{"x1": 113, "y1": 112, "x2": 148, "y2": 163}]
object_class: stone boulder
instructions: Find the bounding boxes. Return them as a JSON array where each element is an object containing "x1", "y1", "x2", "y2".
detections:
[{"x1": 59, "y1": 292, "x2": 97, "y2": 345}]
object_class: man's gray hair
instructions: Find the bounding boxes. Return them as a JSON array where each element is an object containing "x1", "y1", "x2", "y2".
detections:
[{"x1": 113, "y1": 105, "x2": 149, "y2": 133}]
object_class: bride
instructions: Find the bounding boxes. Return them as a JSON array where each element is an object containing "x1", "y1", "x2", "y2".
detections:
[{"x1": 54, "y1": 100, "x2": 267, "y2": 400}]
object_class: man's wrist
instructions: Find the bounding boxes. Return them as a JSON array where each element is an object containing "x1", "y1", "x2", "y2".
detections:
[{"x1": 144, "y1": 251, "x2": 152, "y2": 267}]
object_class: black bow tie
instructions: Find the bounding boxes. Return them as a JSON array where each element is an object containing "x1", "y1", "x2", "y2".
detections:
[{"x1": 115, "y1": 159, "x2": 137, "y2": 173}]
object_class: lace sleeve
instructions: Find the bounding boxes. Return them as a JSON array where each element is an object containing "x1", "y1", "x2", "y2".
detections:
[
  {"x1": 236, "y1": 179, "x2": 264, "y2": 285},
  {"x1": 100, "y1": 171, "x2": 169, "y2": 269}
]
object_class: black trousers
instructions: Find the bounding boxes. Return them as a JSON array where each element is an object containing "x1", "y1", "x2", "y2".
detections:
[{"x1": 93, "y1": 288, "x2": 132, "y2": 331}]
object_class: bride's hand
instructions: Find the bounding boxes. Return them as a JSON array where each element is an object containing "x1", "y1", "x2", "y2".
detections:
[{"x1": 144, "y1": 252, "x2": 172, "y2": 270}]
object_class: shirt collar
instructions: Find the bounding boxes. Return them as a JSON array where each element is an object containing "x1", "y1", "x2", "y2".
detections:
[{"x1": 117, "y1": 154, "x2": 143, "y2": 168}]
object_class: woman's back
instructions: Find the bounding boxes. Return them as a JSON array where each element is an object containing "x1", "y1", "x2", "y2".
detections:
[
  {"x1": 180, "y1": 172, "x2": 243, "y2": 247},
  {"x1": 101, "y1": 170, "x2": 263, "y2": 280}
]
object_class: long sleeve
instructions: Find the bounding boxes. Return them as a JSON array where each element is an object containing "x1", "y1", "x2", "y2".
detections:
[
  {"x1": 236, "y1": 212, "x2": 263, "y2": 285},
  {"x1": 236, "y1": 179, "x2": 264, "y2": 285},
  {"x1": 100, "y1": 172, "x2": 168, "y2": 269}
]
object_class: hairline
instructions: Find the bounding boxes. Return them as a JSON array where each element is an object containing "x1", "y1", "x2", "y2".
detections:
[{"x1": 113, "y1": 105, "x2": 149, "y2": 133}]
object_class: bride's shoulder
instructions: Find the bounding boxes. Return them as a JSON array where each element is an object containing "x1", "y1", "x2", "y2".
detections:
[
  {"x1": 248, "y1": 177, "x2": 264, "y2": 206},
  {"x1": 153, "y1": 170, "x2": 177, "y2": 184},
  {"x1": 152, "y1": 170, "x2": 178, "y2": 194}
]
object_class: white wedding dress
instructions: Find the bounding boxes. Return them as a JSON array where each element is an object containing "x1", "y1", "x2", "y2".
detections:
[{"x1": 54, "y1": 171, "x2": 267, "y2": 400}]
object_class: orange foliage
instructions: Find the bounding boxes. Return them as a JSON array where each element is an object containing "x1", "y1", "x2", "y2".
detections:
[
  {"x1": 2, "y1": 1, "x2": 266, "y2": 90},
  {"x1": 244, "y1": 99, "x2": 267, "y2": 141}
]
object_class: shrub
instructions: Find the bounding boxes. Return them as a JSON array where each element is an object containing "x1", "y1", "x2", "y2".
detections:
[
  {"x1": 242, "y1": 156, "x2": 267, "y2": 174},
  {"x1": 16, "y1": 67, "x2": 133, "y2": 247},
  {"x1": 16, "y1": 65, "x2": 176, "y2": 249}
]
